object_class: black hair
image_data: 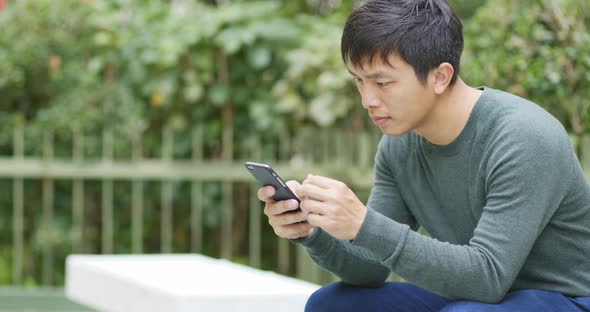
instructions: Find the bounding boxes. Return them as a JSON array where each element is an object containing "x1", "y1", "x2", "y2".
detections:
[{"x1": 341, "y1": 0, "x2": 463, "y2": 85}]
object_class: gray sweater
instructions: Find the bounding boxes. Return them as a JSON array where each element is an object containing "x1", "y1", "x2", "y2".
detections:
[{"x1": 294, "y1": 87, "x2": 590, "y2": 303}]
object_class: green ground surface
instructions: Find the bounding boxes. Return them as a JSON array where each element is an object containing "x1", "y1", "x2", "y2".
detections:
[{"x1": 0, "y1": 287, "x2": 94, "y2": 312}]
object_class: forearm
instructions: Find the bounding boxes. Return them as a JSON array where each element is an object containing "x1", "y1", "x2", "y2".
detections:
[
  {"x1": 293, "y1": 228, "x2": 390, "y2": 287},
  {"x1": 353, "y1": 209, "x2": 532, "y2": 303}
]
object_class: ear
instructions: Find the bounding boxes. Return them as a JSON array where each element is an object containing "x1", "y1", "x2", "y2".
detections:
[{"x1": 431, "y1": 62, "x2": 455, "y2": 94}]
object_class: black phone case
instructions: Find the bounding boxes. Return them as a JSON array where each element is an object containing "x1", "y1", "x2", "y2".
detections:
[{"x1": 244, "y1": 162, "x2": 300, "y2": 203}]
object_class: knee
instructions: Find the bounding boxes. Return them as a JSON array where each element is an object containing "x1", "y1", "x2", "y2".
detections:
[
  {"x1": 305, "y1": 281, "x2": 438, "y2": 312},
  {"x1": 305, "y1": 282, "x2": 350, "y2": 312}
]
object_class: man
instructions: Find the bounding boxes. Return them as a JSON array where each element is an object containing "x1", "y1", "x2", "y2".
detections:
[{"x1": 258, "y1": 0, "x2": 590, "y2": 311}]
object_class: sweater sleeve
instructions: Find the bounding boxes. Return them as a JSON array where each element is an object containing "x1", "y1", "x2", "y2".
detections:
[
  {"x1": 291, "y1": 136, "x2": 417, "y2": 287},
  {"x1": 352, "y1": 121, "x2": 575, "y2": 303},
  {"x1": 292, "y1": 227, "x2": 391, "y2": 287}
]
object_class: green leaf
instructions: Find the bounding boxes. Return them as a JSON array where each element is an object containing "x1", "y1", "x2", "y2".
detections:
[
  {"x1": 184, "y1": 84, "x2": 204, "y2": 102},
  {"x1": 93, "y1": 32, "x2": 112, "y2": 46},
  {"x1": 209, "y1": 84, "x2": 229, "y2": 106},
  {"x1": 247, "y1": 46, "x2": 271, "y2": 69}
]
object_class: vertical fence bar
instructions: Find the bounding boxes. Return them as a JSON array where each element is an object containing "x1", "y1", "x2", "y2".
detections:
[
  {"x1": 248, "y1": 136, "x2": 262, "y2": 268},
  {"x1": 221, "y1": 165, "x2": 233, "y2": 259},
  {"x1": 42, "y1": 130, "x2": 54, "y2": 285},
  {"x1": 102, "y1": 128, "x2": 114, "y2": 254},
  {"x1": 358, "y1": 131, "x2": 371, "y2": 169},
  {"x1": 72, "y1": 128, "x2": 84, "y2": 253},
  {"x1": 131, "y1": 132, "x2": 144, "y2": 254},
  {"x1": 161, "y1": 127, "x2": 173, "y2": 253},
  {"x1": 12, "y1": 125, "x2": 24, "y2": 285},
  {"x1": 300, "y1": 127, "x2": 311, "y2": 162},
  {"x1": 191, "y1": 126, "x2": 203, "y2": 254},
  {"x1": 293, "y1": 127, "x2": 307, "y2": 165},
  {"x1": 221, "y1": 180, "x2": 233, "y2": 258},
  {"x1": 277, "y1": 130, "x2": 290, "y2": 274},
  {"x1": 346, "y1": 131, "x2": 354, "y2": 165}
]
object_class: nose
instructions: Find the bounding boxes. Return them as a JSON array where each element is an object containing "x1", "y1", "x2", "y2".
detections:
[{"x1": 360, "y1": 87, "x2": 381, "y2": 109}]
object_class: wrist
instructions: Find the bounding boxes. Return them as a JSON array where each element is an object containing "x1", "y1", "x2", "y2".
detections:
[
  {"x1": 290, "y1": 227, "x2": 320, "y2": 244},
  {"x1": 350, "y1": 205, "x2": 368, "y2": 240}
]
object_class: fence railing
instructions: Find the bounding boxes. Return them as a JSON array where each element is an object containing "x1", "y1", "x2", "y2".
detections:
[
  {"x1": 0, "y1": 125, "x2": 382, "y2": 286},
  {"x1": 4, "y1": 124, "x2": 589, "y2": 287}
]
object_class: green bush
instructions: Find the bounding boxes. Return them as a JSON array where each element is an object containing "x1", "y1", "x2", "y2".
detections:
[{"x1": 462, "y1": 0, "x2": 590, "y2": 135}]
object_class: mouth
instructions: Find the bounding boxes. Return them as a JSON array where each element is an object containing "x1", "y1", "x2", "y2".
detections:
[{"x1": 372, "y1": 116, "x2": 392, "y2": 126}]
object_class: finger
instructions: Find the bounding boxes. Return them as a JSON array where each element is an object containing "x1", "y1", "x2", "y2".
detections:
[
  {"x1": 264, "y1": 199, "x2": 299, "y2": 216},
  {"x1": 297, "y1": 183, "x2": 329, "y2": 201},
  {"x1": 304, "y1": 174, "x2": 342, "y2": 189},
  {"x1": 306, "y1": 213, "x2": 326, "y2": 228},
  {"x1": 285, "y1": 180, "x2": 301, "y2": 196},
  {"x1": 257, "y1": 185, "x2": 276, "y2": 201},
  {"x1": 269, "y1": 210, "x2": 308, "y2": 227},
  {"x1": 300, "y1": 197, "x2": 327, "y2": 215},
  {"x1": 299, "y1": 209, "x2": 310, "y2": 218}
]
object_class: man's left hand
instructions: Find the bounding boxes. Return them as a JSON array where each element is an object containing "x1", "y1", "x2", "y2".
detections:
[{"x1": 296, "y1": 174, "x2": 367, "y2": 241}]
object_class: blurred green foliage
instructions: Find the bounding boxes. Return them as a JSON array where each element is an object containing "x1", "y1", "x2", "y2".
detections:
[
  {"x1": 463, "y1": 0, "x2": 590, "y2": 135},
  {"x1": 272, "y1": 15, "x2": 362, "y2": 128},
  {"x1": 0, "y1": 0, "x2": 489, "y2": 158},
  {"x1": 0, "y1": 0, "x2": 300, "y2": 159}
]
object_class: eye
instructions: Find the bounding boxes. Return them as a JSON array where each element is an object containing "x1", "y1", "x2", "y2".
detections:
[{"x1": 376, "y1": 81, "x2": 391, "y2": 87}]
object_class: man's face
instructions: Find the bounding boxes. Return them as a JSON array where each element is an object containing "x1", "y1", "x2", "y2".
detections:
[{"x1": 347, "y1": 54, "x2": 437, "y2": 136}]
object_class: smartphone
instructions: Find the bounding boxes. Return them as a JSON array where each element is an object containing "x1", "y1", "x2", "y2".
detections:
[{"x1": 244, "y1": 161, "x2": 300, "y2": 206}]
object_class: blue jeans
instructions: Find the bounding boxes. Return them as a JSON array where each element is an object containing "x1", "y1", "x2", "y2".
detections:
[{"x1": 305, "y1": 282, "x2": 590, "y2": 312}]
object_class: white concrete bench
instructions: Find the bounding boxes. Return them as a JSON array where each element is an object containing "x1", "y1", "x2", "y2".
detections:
[{"x1": 65, "y1": 254, "x2": 320, "y2": 312}]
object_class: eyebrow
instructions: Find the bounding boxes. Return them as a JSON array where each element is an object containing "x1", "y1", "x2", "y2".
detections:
[{"x1": 347, "y1": 69, "x2": 393, "y2": 79}]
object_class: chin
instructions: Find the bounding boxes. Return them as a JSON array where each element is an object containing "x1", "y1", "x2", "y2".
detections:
[{"x1": 382, "y1": 126, "x2": 411, "y2": 137}]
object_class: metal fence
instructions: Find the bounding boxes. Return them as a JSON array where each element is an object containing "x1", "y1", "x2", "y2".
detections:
[{"x1": 0, "y1": 125, "x2": 382, "y2": 286}]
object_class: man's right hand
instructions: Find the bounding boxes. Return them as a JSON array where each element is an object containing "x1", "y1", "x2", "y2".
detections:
[{"x1": 258, "y1": 181, "x2": 316, "y2": 239}]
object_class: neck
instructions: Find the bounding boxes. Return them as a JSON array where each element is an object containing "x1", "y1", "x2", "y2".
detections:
[{"x1": 415, "y1": 79, "x2": 483, "y2": 146}]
